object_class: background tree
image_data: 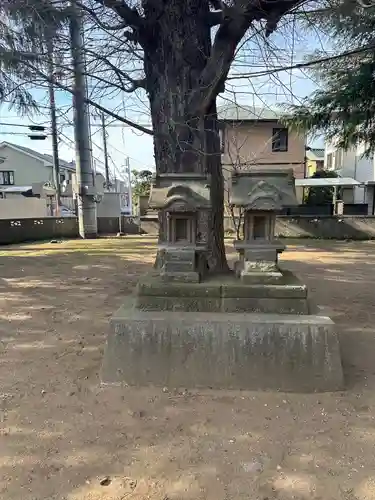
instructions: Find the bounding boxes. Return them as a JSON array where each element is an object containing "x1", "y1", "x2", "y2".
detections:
[
  {"x1": 286, "y1": 1, "x2": 375, "y2": 155},
  {"x1": 0, "y1": 0, "x2": 68, "y2": 112},
  {"x1": 305, "y1": 170, "x2": 339, "y2": 205},
  {"x1": 131, "y1": 169, "x2": 152, "y2": 210},
  {"x1": 131, "y1": 169, "x2": 152, "y2": 198}
]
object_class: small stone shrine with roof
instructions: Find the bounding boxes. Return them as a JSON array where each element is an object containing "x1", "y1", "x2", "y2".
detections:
[{"x1": 102, "y1": 168, "x2": 344, "y2": 393}]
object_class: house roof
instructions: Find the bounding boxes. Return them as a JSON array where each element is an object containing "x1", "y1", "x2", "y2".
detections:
[
  {"x1": 217, "y1": 104, "x2": 286, "y2": 122},
  {"x1": 306, "y1": 148, "x2": 325, "y2": 161},
  {"x1": 0, "y1": 185, "x2": 33, "y2": 193},
  {"x1": 0, "y1": 141, "x2": 75, "y2": 171},
  {"x1": 295, "y1": 177, "x2": 360, "y2": 187}
]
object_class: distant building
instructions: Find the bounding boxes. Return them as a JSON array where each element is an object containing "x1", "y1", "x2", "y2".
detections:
[
  {"x1": 218, "y1": 104, "x2": 307, "y2": 181},
  {"x1": 0, "y1": 141, "x2": 75, "y2": 192},
  {"x1": 324, "y1": 139, "x2": 375, "y2": 204},
  {"x1": 306, "y1": 147, "x2": 325, "y2": 177}
]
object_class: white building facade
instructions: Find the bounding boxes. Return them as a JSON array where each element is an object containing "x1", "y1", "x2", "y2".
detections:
[
  {"x1": 0, "y1": 141, "x2": 75, "y2": 191},
  {"x1": 324, "y1": 139, "x2": 375, "y2": 207}
]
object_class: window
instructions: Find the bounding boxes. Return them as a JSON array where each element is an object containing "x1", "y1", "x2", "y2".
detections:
[
  {"x1": 272, "y1": 128, "x2": 288, "y2": 152},
  {"x1": 59, "y1": 173, "x2": 66, "y2": 184},
  {"x1": 335, "y1": 149, "x2": 343, "y2": 170},
  {"x1": 0, "y1": 171, "x2": 14, "y2": 185},
  {"x1": 326, "y1": 153, "x2": 333, "y2": 170}
]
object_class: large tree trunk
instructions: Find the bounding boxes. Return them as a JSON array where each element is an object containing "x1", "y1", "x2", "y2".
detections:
[{"x1": 142, "y1": 0, "x2": 228, "y2": 273}]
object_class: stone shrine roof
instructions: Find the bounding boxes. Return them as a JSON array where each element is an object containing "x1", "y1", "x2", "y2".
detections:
[
  {"x1": 230, "y1": 168, "x2": 298, "y2": 210},
  {"x1": 148, "y1": 173, "x2": 211, "y2": 210}
]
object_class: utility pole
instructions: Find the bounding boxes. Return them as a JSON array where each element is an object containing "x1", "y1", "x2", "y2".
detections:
[
  {"x1": 126, "y1": 156, "x2": 133, "y2": 215},
  {"x1": 47, "y1": 37, "x2": 61, "y2": 216},
  {"x1": 69, "y1": 0, "x2": 97, "y2": 238},
  {"x1": 101, "y1": 112, "x2": 111, "y2": 189}
]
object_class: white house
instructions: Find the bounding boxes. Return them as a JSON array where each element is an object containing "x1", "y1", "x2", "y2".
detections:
[
  {"x1": 325, "y1": 139, "x2": 375, "y2": 205},
  {"x1": 0, "y1": 141, "x2": 75, "y2": 193}
]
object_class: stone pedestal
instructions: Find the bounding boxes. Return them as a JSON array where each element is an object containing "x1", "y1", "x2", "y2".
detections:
[
  {"x1": 102, "y1": 272, "x2": 344, "y2": 392},
  {"x1": 134, "y1": 271, "x2": 311, "y2": 314},
  {"x1": 101, "y1": 168, "x2": 344, "y2": 393},
  {"x1": 101, "y1": 295, "x2": 343, "y2": 393},
  {"x1": 234, "y1": 240, "x2": 285, "y2": 282},
  {"x1": 158, "y1": 244, "x2": 208, "y2": 283}
]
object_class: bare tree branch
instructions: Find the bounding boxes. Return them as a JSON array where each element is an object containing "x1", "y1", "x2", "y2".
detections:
[
  {"x1": 227, "y1": 43, "x2": 375, "y2": 80},
  {"x1": 99, "y1": 0, "x2": 144, "y2": 28},
  {"x1": 189, "y1": 0, "x2": 305, "y2": 114},
  {"x1": 84, "y1": 47, "x2": 146, "y2": 91},
  {"x1": 78, "y1": 2, "x2": 127, "y2": 31}
]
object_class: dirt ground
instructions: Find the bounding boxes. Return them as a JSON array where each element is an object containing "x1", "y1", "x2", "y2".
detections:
[{"x1": 1, "y1": 237, "x2": 375, "y2": 500}]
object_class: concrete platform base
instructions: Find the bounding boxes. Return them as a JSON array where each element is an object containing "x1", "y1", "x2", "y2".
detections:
[
  {"x1": 101, "y1": 296, "x2": 344, "y2": 393},
  {"x1": 135, "y1": 270, "x2": 313, "y2": 314}
]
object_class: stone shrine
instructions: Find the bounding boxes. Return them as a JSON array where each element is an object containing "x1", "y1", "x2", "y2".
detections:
[
  {"x1": 231, "y1": 169, "x2": 295, "y2": 282},
  {"x1": 147, "y1": 173, "x2": 211, "y2": 283},
  {"x1": 101, "y1": 168, "x2": 343, "y2": 392}
]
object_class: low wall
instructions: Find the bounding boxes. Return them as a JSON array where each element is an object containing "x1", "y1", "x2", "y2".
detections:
[
  {"x1": 280, "y1": 204, "x2": 369, "y2": 217},
  {"x1": 275, "y1": 216, "x2": 375, "y2": 240},
  {"x1": 140, "y1": 215, "x2": 375, "y2": 240},
  {"x1": 97, "y1": 217, "x2": 141, "y2": 235},
  {"x1": 0, "y1": 216, "x2": 140, "y2": 245},
  {"x1": 0, "y1": 217, "x2": 79, "y2": 245},
  {"x1": 3, "y1": 215, "x2": 375, "y2": 246}
]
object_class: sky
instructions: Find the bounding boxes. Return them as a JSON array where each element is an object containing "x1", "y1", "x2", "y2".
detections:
[
  {"x1": 0, "y1": 88, "x2": 155, "y2": 181},
  {"x1": 0, "y1": 22, "x2": 326, "y2": 184}
]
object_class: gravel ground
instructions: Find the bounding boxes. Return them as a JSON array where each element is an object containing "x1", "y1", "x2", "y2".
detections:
[{"x1": 0, "y1": 237, "x2": 375, "y2": 500}]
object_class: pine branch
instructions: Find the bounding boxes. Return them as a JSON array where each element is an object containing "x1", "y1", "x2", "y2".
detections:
[{"x1": 3, "y1": 48, "x2": 153, "y2": 135}]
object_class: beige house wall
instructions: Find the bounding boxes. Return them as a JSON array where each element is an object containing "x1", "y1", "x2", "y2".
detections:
[{"x1": 221, "y1": 121, "x2": 306, "y2": 180}]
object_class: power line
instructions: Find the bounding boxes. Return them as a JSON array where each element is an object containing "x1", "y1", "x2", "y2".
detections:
[
  {"x1": 0, "y1": 131, "x2": 49, "y2": 139},
  {"x1": 0, "y1": 122, "x2": 47, "y2": 128},
  {"x1": 228, "y1": 43, "x2": 375, "y2": 81},
  {"x1": 59, "y1": 132, "x2": 107, "y2": 177}
]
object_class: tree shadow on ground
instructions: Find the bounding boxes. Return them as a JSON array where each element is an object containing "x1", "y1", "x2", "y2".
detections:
[
  {"x1": 1, "y1": 238, "x2": 375, "y2": 500},
  {"x1": 280, "y1": 240, "x2": 375, "y2": 392}
]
